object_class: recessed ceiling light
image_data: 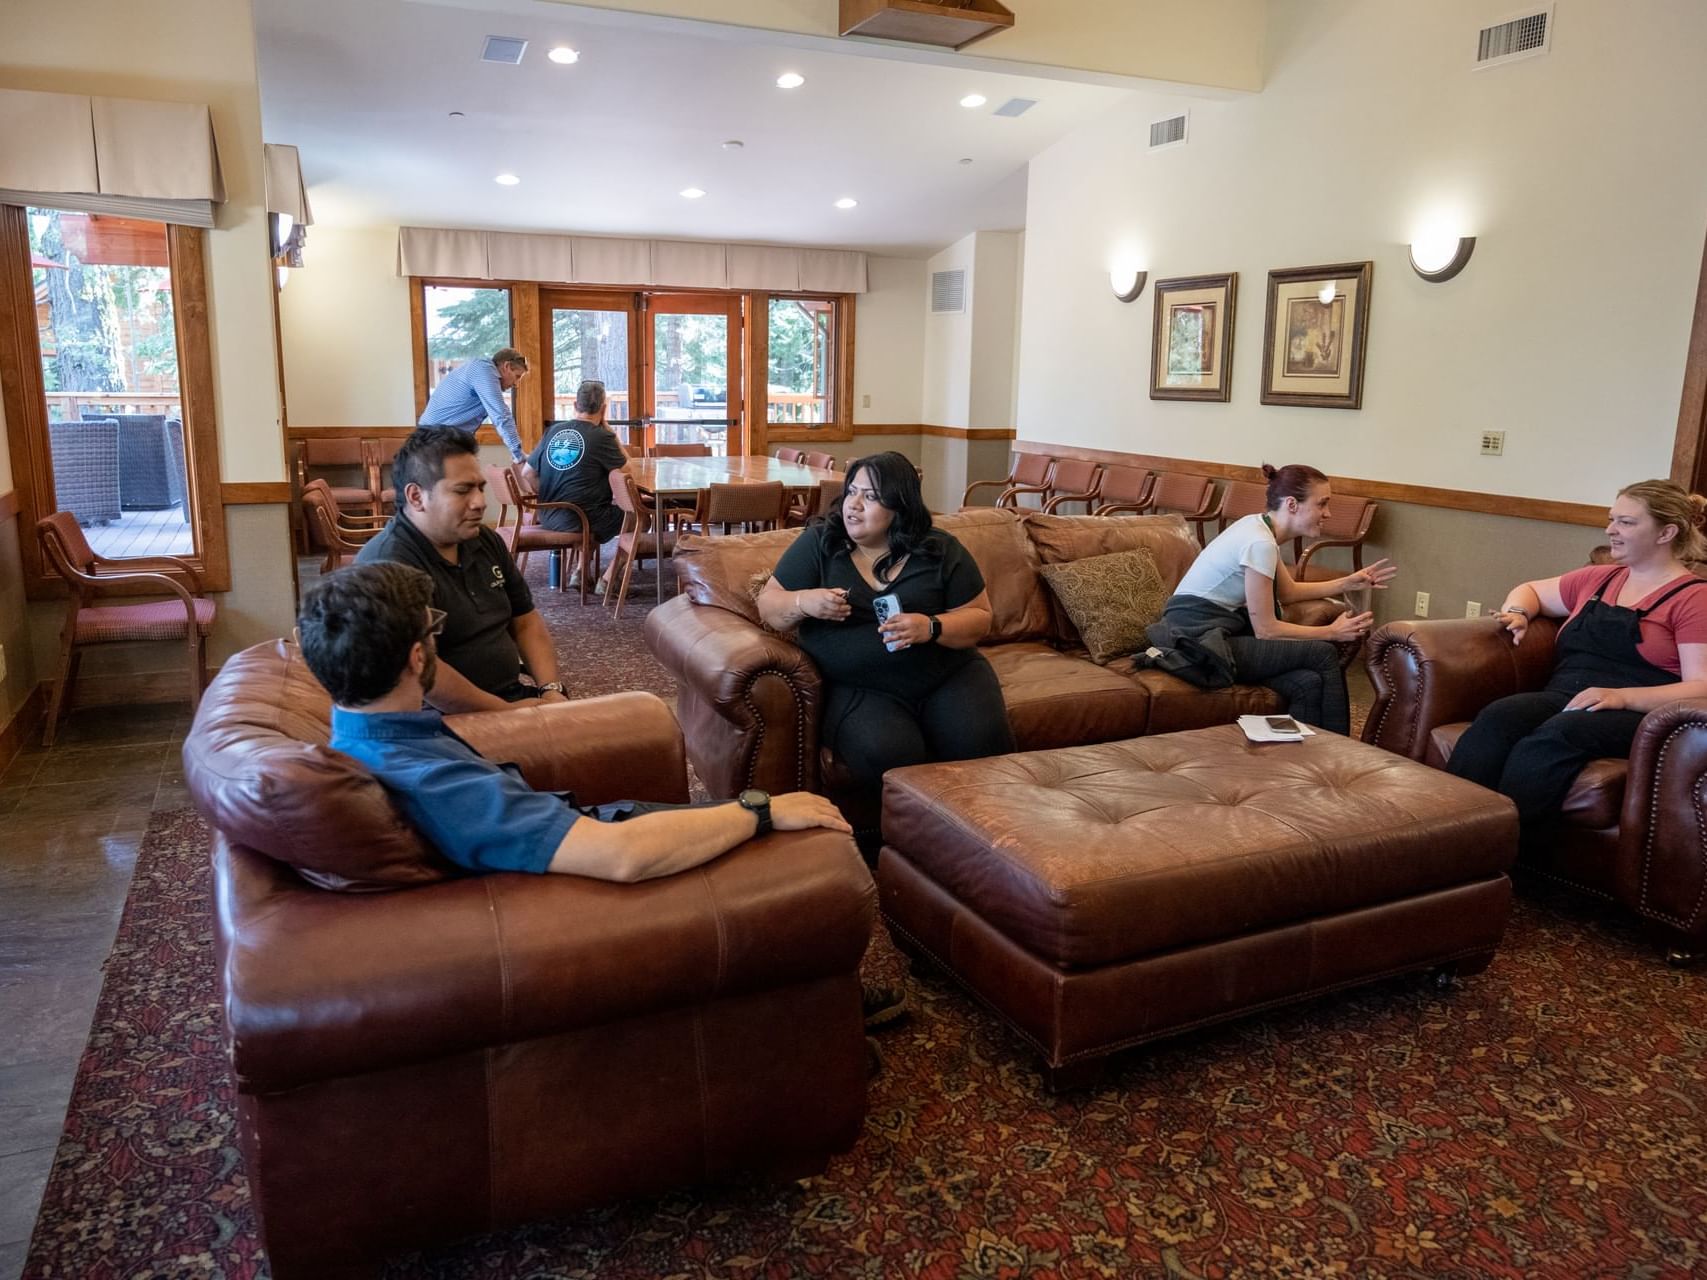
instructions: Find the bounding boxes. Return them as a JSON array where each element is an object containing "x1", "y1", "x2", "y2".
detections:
[
  {"x1": 547, "y1": 46, "x2": 579, "y2": 64},
  {"x1": 680, "y1": 187, "x2": 706, "y2": 200},
  {"x1": 722, "y1": 139, "x2": 745, "y2": 150},
  {"x1": 448, "y1": 111, "x2": 465, "y2": 120},
  {"x1": 960, "y1": 93, "x2": 987, "y2": 109},
  {"x1": 776, "y1": 72, "x2": 805, "y2": 89},
  {"x1": 958, "y1": 157, "x2": 974, "y2": 165},
  {"x1": 834, "y1": 197, "x2": 858, "y2": 210},
  {"x1": 494, "y1": 173, "x2": 520, "y2": 186}
]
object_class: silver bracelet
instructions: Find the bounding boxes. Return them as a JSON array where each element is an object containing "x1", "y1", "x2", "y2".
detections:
[{"x1": 1500, "y1": 604, "x2": 1529, "y2": 618}]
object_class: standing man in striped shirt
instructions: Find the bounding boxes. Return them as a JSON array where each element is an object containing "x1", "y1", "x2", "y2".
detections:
[{"x1": 419, "y1": 346, "x2": 530, "y2": 462}]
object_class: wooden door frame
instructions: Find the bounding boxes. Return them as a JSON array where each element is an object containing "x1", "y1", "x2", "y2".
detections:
[
  {"x1": 1671, "y1": 222, "x2": 1707, "y2": 493},
  {"x1": 643, "y1": 292, "x2": 745, "y2": 456},
  {"x1": 536, "y1": 287, "x2": 643, "y2": 445}
]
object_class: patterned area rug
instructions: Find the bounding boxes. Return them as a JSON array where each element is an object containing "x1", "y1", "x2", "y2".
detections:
[{"x1": 22, "y1": 573, "x2": 1707, "y2": 1278}]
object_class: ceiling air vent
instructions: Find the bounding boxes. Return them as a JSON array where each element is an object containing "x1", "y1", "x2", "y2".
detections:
[
  {"x1": 1474, "y1": 6, "x2": 1552, "y2": 69},
  {"x1": 481, "y1": 35, "x2": 529, "y2": 65},
  {"x1": 931, "y1": 269, "x2": 967, "y2": 315},
  {"x1": 1149, "y1": 112, "x2": 1188, "y2": 151},
  {"x1": 994, "y1": 97, "x2": 1037, "y2": 118}
]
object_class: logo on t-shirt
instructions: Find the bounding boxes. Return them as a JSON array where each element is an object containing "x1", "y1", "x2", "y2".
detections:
[{"x1": 545, "y1": 427, "x2": 586, "y2": 471}]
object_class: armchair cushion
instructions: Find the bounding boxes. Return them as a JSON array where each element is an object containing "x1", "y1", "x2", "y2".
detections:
[
  {"x1": 1038, "y1": 547, "x2": 1169, "y2": 663},
  {"x1": 1425, "y1": 720, "x2": 1626, "y2": 829},
  {"x1": 76, "y1": 596, "x2": 217, "y2": 642}
]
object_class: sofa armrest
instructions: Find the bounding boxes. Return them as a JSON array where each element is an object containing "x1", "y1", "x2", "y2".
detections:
[
  {"x1": 216, "y1": 827, "x2": 875, "y2": 1092},
  {"x1": 1617, "y1": 697, "x2": 1707, "y2": 948},
  {"x1": 446, "y1": 691, "x2": 688, "y2": 804},
  {"x1": 1362, "y1": 617, "x2": 1559, "y2": 758},
  {"x1": 645, "y1": 595, "x2": 826, "y2": 797}
]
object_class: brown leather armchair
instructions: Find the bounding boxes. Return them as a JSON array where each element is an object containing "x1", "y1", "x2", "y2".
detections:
[
  {"x1": 183, "y1": 640, "x2": 875, "y2": 1279},
  {"x1": 1364, "y1": 616, "x2": 1707, "y2": 961}
]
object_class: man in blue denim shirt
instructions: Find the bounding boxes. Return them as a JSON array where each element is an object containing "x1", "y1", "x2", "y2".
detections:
[
  {"x1": 418, "y1": 347, "x2": 529, "y2": 462},
  {"x1": 297, "y1": 561, "x2": 850, "y2": 879}
]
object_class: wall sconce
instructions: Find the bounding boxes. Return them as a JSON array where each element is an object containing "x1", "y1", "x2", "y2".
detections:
[
  {"x1": 1409, "y1": 234, "x2": 1476, "y2": 283},
  {"x1": 1110, "y1": 267, "x2": 1148, "y2": 303}
]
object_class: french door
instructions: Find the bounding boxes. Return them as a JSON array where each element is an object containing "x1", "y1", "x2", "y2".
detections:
[{"x1": 538, "y1": 289, "x2": 743, "y2": 455}]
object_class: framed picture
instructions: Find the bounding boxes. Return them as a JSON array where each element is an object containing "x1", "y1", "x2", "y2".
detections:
[
  {"x1": 1260, "y1": 261, "x2": 1373, "y2": 409},
  {"x1": 1150, "y1": 272, "x2": 1237, "y2": 402}
]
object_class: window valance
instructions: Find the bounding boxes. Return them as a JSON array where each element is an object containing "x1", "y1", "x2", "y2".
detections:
[
  {"x1": 397, "y1": 226, "x2": 868, "y2": 293},
  {"x1": 263, "y1": 143, "x2": 313, "y2": 226},
  {"x1": 0, "y1": 87, "x2": 224, "y2": 227}
]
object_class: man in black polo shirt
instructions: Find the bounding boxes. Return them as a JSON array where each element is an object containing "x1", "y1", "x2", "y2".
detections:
[
  {"x1": 356, "y1": 426, "x2": 567, "y2": 711},
  {"x1": 525, "y1": 380, "x2": 629, "y2": 549}
]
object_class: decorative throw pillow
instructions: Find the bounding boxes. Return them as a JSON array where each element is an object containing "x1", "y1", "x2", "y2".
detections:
[{"x1": 1038, "y1": 547, "x2": 1171, "y2": 664}]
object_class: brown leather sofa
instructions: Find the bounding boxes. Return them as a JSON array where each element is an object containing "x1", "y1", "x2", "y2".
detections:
[
  {"x1": 1365, "y1": 616, "x2": 1707, "y2": 960},
  {"x1": 182, "y1": 641, "x2": 876, "y2": 1279},
  {"x1": 647, "y1": 508, "x2": 1344, "y2": 805}
]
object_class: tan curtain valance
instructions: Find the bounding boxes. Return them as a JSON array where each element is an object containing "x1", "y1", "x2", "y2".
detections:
[
  {"x1": 0, "y1": 87, "x2": 224, "y2": 227},
  {"x1": 263, "y1": 143, "x2": 314, "y2": 225},
  {"x1": 397, "y1": 226, "x2": 868, "y2": 293}
]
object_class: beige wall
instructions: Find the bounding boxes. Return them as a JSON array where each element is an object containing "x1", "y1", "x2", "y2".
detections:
[
  {"x1": 853, "y1": 255, "x2": 925, "y2": 426},
  {"x1": 1016, "y1": 0, "x2": 1707, "y2": 614},
  {"x1": 2, "y1": 0, "x2": 296, "y2": 703}
]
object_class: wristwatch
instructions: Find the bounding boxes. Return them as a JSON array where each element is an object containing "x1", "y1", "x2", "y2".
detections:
[
  {"x1": 737, "y1": 788, "x2": 773, "y2": 837},
  {"x1": 538, "y1": 681, "x2": 565, "y2": 696},
  {"x1": 927, "y1": 615, "x2": 943, "y2": 643}
]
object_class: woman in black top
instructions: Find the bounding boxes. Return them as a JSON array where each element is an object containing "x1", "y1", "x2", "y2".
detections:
[{"x1": 758, "y1": 452, "x2": 1015, "y2": 791}]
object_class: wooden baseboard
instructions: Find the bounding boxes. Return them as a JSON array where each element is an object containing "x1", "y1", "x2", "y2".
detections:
[
  {"x1": 1012, "y1": 440, "x2": 1607, "y2": 528},
  {"x1": 0, "y1": 682, "x2": 46, "y2": 763}
]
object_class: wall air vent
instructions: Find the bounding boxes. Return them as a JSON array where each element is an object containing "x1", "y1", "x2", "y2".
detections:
[
  {"x1": 994, "y1": 97, "x2": 1037, "y2": 118},
  {"x1": 1148, "y1": 112, "x2": 1188, "y2": 151},
  {"x1": 481, "y1": 35, "x2": 529, "y2": 65},
  {"x1": 930, "y1": 268, "x2": 967, "y2": 315},
  {"x1": 1474, "y1": 7, "x2": 1552, "y2": 68}
]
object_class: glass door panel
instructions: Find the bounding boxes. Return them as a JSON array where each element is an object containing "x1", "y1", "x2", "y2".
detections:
[
  {"x1": 539, "y1": 289, "x2": 639, "y2": 448},
  {"x1": 647, "y1": 294, "x2": 741, "y2": 457}
]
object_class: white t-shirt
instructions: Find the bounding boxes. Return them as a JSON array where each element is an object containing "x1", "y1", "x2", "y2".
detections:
[{"x1": 1174, "y1": 513, "x2": 1279, "y2": 608}]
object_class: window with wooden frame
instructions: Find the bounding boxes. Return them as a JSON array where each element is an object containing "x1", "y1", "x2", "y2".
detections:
[
  {"x1": 0, "y1": 203, "x2": 229, "y2": 596},
  {"x1": 759, "y1": 293, "x2": 855, "y2": 442},
  {"x1": 407, "y1": 278, "x2": 542, "y2": 451}
]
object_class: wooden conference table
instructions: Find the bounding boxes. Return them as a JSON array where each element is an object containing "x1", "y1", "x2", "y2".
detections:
[{"x1": 628, "y1": 454, "x2": 841, "y2": 602}]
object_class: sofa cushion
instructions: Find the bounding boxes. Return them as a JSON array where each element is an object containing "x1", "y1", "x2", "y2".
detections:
[
  {"x1": 1428, "y1": 721, "x2": 1626, "y2": 828},
  {"x1": 933, "y1": 508, "x2": 1053, "y2": 644},
  {"x1": 675, "y1": 527, "x2": 801, "y2": 625},
  {"x1": 1022, "y1": 513, "x2": 1202, "y2": 646},
  {"x1": 183, "y1": 641, "x2": 456, "y2": 891},
  {"x1": 1038, "y1": 547, "x2": 1169, "y2": 663},
  {"x1": 1121, "y1": 666, "x2": 1284, "y2": 732},
  {"x1": 984, "y1": 643, "x2": 1151, "y2": 750}
]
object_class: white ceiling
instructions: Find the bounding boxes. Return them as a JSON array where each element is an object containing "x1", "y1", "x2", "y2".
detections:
[{"x1": 253, "y1": 0, "x2": 1133, "y2": 256}]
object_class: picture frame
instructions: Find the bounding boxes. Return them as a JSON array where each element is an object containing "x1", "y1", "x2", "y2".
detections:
[
  {"x1": 1149, "y1": 272, "x2": 1237, "y2": 402},
  {"x1": 1260, "y1": 261, "x2": 1373, "y2": 409}
]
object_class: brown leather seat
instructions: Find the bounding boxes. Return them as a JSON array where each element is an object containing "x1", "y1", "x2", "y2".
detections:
[
  {"x1": 1366, "y1": 616, "x2": 1707, "y2": 958},
  {"x1": 181, "y1": 640, "x2": 875, "y2": 1278},
  {"x1": 878, "y1": 726, "x2": 1517, "y2": 1080}
]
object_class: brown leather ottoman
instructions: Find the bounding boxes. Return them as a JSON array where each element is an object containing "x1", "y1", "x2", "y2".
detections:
[{"x1": 877, "y1": 725, "x2": 1518, "y2": 1084}]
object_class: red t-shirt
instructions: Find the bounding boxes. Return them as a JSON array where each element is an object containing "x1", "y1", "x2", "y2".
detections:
[{"x1": 1557, "y1": 566, "x2": 1707, "y2": 676}]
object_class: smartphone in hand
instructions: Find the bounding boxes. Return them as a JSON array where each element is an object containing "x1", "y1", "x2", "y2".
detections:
[{"x1": 872, "y1": 593, "x2": 903, "y2": 651}]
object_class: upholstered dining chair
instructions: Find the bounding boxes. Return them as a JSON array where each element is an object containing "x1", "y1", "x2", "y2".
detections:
[
  {"x1": 606, "y1": 470, "x2": 678, "y2": 617},
  {"x1": 1217, "y1": 480, "x2": 1270, "y2": 531},
  {"x1": 365, "y1": 436, "x2": 404, "y2": 513},
  {"x1": 775, "y1": 447, "x2": 803, "y2": 464},
  {"x1": 1091, "y1": 465, "x2": 1156, "y2": 516},
  {"x1": 694, "y1": 482, "x2": 789, "y2": 535},
  {"x1": 301, "y1": 479, "x2": 388, "y2": 573},
  {"x1": 650, "y1": 442, "x2": 713, "y2": 458},
  {"x1": 1039, "y1": 460, "x2": 1105, "y2": 514},
  {"x1": 487, "y1": 464, "x2": 598, "y2": 600},
  {"x1": 787, "y1": 476, "x2": 847, "y2": 527},
  {"x1": 35, "y1": 511, "x2": 217, "y2": 747},
  {"x1": 801, "y1": 450, "x2": 837, "y2": 471},
  {"x1": 1295, "y1": 495, "x2": 1380, "y2": 581},
  {"x1": 962, "y1": 453, "x2": 1055, "y2": 509},
  {"x1": 1139, "y1": 471, "x2": 1220, "y2": 545}
]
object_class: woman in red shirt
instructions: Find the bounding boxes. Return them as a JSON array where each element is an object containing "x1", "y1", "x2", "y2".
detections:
[{"x1": 1448, "y1": 479, "x2": 1707, "y2": 822}]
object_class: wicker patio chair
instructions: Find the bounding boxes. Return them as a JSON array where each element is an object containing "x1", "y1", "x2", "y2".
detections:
[{"x1": 49, "y1": 418, "x2": 121, "y2": 526}]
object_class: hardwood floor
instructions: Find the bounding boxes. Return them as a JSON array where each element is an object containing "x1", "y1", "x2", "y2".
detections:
[{"x1": 0, "y1": 701, "x2": 190, "y2": 1279}]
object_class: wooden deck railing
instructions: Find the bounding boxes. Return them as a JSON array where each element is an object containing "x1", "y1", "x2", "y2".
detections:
[{"x1": 45, "y1": 392, "x2": 181, "y2": 421}]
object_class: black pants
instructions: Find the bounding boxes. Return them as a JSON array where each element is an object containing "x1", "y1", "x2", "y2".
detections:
[
  {"x1": 1445, "y1": 691, "x2": 1647, "y2": 823},
  {"x1": 825, "y1": 657, "x2": 1016, "y2": 787},
  {"x1": 1224, "y1": 635, "x2": 1349, "y2": 735}
]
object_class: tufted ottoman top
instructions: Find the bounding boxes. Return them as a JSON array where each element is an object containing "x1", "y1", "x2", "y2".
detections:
[{"x1": 880, "y1": 726, "x2": 1518, "y2": 968}]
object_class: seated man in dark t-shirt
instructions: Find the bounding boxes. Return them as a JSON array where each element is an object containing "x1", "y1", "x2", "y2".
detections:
[
  {"x1": 526, "y1": 380, "x2": 629, "y2": 546},
  {"x1": 356, "y1": 426, "x2": 566, "y2": 711}
]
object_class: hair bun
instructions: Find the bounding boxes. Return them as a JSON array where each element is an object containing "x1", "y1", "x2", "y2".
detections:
[
  {"x1": 1690, "y1": 492, "x2": 1707, "y2": 526},
  {"x1": 1260, "y1": 463, "x2": 1278, "y2": 480}
]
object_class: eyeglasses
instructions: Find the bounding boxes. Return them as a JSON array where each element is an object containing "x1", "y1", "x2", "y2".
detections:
[{"x1": 424, "y1": 607, "x2": 447, "y2": 639}]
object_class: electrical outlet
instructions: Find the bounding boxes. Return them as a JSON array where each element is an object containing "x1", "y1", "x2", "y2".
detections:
[
  {"x1": 1415, "y1": 591, "x2": 1431, "y2": 617},
  {"x1": 1480, "y1": 430, "x2": 1505, "y2": 456},
  {"x1": 1465, "y1": 601, "x2": 1482, "y2": 618},
  {"x1": 862, "y1": 393, "x2": 872, "y2": 408}
]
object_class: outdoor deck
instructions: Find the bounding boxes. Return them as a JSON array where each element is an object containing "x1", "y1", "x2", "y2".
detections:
[{"x1": 85, "y1": 508, "x2": 193, "y2": 559}]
